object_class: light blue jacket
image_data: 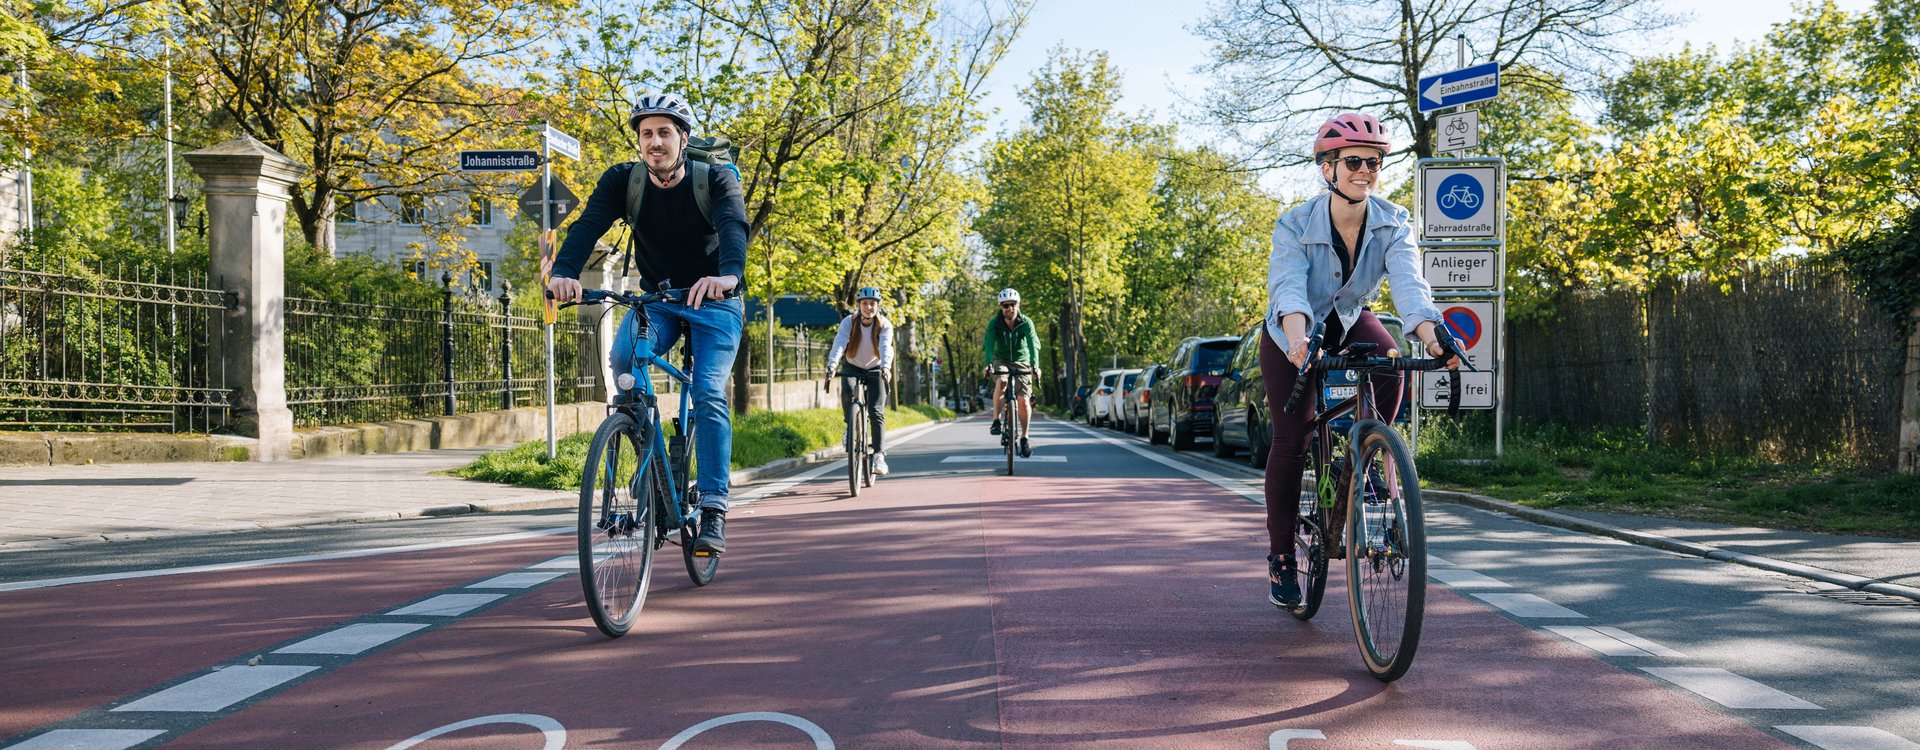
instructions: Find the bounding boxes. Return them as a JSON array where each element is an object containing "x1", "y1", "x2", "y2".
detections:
[{"x1": 1265, "y1": 192, "x2": 1443, "y2": 349}]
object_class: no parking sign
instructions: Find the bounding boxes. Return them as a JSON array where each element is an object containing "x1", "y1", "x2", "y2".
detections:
[{"x1": 1418, "y1": 300, "x2": 1498, "y2": 410}]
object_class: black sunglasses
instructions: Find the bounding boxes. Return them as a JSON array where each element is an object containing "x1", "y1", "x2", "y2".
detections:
[
  {"x1": 1001, "y1": 302, "x2": 1018, "y2": 308},
  {"x1": 1337, "y1": 155, "x2": 1383, "y2": 172}
]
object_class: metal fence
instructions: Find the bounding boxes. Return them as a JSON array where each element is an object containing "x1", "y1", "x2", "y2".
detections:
[
  {"x1": 1508, "y1": 261, "x2": 1905, "y2": 466},
  {"x1": 0, "y1": 250, "x2": 231, "y2": 432},
  {"x1": 285, "y1": 276, "x2": 598, "y2": 426},
  {"x1": 747, "y1": 327, "x2": 835, "y2": 385}
]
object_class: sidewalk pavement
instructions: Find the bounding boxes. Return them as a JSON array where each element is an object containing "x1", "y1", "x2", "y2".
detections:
[{"x1": 0, "y1": 420, "x2": 940, "y2": 553}]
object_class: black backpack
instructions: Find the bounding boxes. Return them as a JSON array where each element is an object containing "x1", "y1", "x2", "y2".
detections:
[{"x1": 621, "y1": 135, "x2": 741, "y2": 276}]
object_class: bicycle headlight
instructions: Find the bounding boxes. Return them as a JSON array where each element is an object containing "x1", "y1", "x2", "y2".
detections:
[{"x1": 616, "y1": 373, "x2": 637, "y2": 391}]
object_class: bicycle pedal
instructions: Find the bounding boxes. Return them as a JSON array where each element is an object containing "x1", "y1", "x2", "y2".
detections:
[{"x1": 692, "y1": 550, "x2": 718, "y2": 558}]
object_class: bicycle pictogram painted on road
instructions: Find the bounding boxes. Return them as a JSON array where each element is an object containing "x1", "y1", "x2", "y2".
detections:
[{"x1": 1435, "y1": 174, "x2": 1484, "y2": 220}]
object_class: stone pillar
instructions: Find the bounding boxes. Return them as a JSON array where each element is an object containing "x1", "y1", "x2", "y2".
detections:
[
  {"x1": 577, "y1": 246, "x2": 620, "y2": 404},
  {"x1": 1900, "y1": 307, "x2": 1919, "y2": 473},
  {"x1": 186, "y1": 136, "x2": 307, "y2": 461}
]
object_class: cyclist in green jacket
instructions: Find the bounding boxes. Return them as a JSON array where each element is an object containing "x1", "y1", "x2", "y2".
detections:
[{"x1": 982, "y1": 288, "x2": 1040, "y2": 457}]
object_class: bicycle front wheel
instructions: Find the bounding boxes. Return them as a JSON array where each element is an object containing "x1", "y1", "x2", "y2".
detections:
[
  {"x1": 578, "y1": 412, "x2": 657, "y2": 638},
  {"x1": 1344, "y1": 419, "x2": 1426, "y2": 681},
  {"x1": 846, "y1": 402, "x2": 865, "y2": 497},
  {"x1": 1004, "y1": 402, "x2": 1018, "y2": 476}
]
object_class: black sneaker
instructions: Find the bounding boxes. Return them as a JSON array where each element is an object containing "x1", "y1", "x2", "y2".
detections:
[
  {"x1": 694, "y1": 509, "x2": 726, "y2": 554},
  {"x1": 990, "y1": 419, "x2": 1003, "y2": 436},
  {"x1": 1018, "y1": 437, "x2": 1031, "y2": 458},
  {"x1": 1269, "y1": 554, "x2": 1301, "y2": 609}
]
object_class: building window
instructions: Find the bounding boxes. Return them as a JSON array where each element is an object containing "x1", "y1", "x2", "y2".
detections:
[
  {"x1": 403, "y1": 259, "x2": 427, "y2": 281},
  {"x1": 398, "y1": 194, "x2": 425, "y2": 225},
  {"x1": 474, "y1": 261, "x2": 494, "y2": 292},
  {"x1": 471, "y1": 197, "x2": 493, "y2": 227}
]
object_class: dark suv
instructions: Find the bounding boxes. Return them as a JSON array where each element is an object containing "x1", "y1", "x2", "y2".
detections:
[
  {"x1": 1147, "y1": 335, "x2": 1241, "y2": 450},
  {"x1": 1212, "y1": 315, "x2": 1411, "y2": 468}
]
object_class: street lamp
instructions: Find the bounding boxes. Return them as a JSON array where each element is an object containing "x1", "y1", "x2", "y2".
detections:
[{"x1": 169, "y1": 193, "x2": 204, "y2": 237}]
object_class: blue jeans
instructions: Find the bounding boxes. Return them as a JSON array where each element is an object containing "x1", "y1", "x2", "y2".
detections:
[{"x1": 612, "y1": 298, "x2": 743, "y2": 512}]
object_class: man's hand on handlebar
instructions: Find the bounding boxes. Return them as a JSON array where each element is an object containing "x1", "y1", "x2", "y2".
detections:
[
  {"x1": 687, "y1": 274, "x2": 739, "y2": 310},
  {"x1": 547, "y1": 276, "x2": 582, "y2": 304}
]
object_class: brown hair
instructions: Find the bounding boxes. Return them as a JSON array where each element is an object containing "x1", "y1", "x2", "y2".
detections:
[{"x1": 846, "y1": 315, "x2": 881, "y2": 359}]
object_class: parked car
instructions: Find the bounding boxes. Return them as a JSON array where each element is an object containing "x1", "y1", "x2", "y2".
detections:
[
  {"x1": 1120, "y1": 365, "x2": 1160, "y2": 435},
  {"x1": 1212, "y1": 314, "x2": 1412, "y2": 467},
  {"x1": 1109, "y1": 369, "x2": 1143, "y2": 431},
  {"x1": 1147, "y1": 336, "x2": 1241, "y2": 450},
  {"x1": 1070, "y1": 385, "x2": 1094, "y2": 420},
  {"x1": 1089, "y1": 369, "x2": 1128, "y2": 427}
]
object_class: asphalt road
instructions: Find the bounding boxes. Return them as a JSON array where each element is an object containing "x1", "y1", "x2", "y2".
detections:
[{"x1": 2, "y1": 416, "x2": 1914, "y2": 749}]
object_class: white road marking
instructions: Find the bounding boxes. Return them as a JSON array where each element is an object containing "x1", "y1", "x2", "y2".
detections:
[
  {"x1": 0, "y1": 528, "x2": 570, "y2": 593},
  {"x1": 733, "y1": 419, "x2": 950, "y2": 502},
  {"x1": 1427, "y1": 568, "x2": 1511, "y2": 587},
  {"x1": 385, "y1": 593, "x2": 505, "y2": 617},
  {"x1": 1641, "y1": 667, "x2": 1824, "y2": 710},
  {"x1": 527, "y1": 555, "x2": 577, "y2": 569},
  {"x1": 1470, "y1": 593, "x2": 1587, "y2": 618},
  {"x1": 659, "y1": 711, "x2": 834, "y2": 750},
  {"x1": 1269, "y1": 729, "x2": 1327, "y2": 749},
  {"x1": 468, "y1": 571, "x2": 568, "y2": 589},
  {"x1": 940, "y1": 455, "x2": 1066, "y2": 463},
  {"x1": 1544, "y1": 626, "x2": 1683, "y2": 657},
  {"x1": 3, "y1": 729, "x2": 168, "y2": 750},
  {"x1": 1056, "y1": 421, "x2": 1265, "y2": 501},
  {"x1": 111, "y1": 665, "x2": 317, "y2": 713},
  {"x1": 273, "y1": 623, "x2": 432, "y2": 655},
  {"x1": 1776, "y1": 726, "x2": 1920, "y2": 750},
  {"x1": 387, "y1": 714, "x2": 567, "y2": 750},
  {"x1": 1427, "y1": 554, "x2": 1454, "y2": 567}
]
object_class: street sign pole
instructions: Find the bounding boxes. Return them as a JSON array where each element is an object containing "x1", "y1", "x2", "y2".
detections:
[{"x1": 542, "y1": 130, "x2": 556, "y2": 461}]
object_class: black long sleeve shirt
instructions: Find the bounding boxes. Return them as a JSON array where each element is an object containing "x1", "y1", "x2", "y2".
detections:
[{"x1": 550, "y1": 161, "x2": 749, "y2": 289}]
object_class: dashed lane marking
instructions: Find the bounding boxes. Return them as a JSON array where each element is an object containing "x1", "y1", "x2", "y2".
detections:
[
  {"x1": 1642, "y1": 668, "x2": 1824, "y2": 710},
  {"x1": 1470, "y1": 593, "x2": 1587, "y2": 618},
  {"x1": 3, "y1": 729, "x2": 168, "y2": 750},
  {"x1": 468, "y1": 570, "x2": 569, "y2": 589},
  {"x1": 1427, "y1": 568, "x2": 1511, "y2": 588},
  {"x1": 1776, "y1": 726, "x2": 1920, "y2": 750},
  {"x1": 386, "y1": 593, "x2": 505, "y2": 617},
  {"x1": 1544, "y1": 626, "x2": 1685, "y2": 658},
  {"x1": 110, "y1": 665, "x2": 318, "y2": 713},
  {"x1": 274, "y1": 623, "x2": 432, "y2": 656},
  {"x1": 940, "y1": 455, "x2": 1067, "y2": 463}
]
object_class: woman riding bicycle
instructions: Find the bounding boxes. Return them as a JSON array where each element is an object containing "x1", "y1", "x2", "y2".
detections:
[
  {"x1": 1262, "y1": 112, "x2": 1460, "y2": 608},
  {"x1": 825, "y1": 286, "x2": 895, "y2": 476}
]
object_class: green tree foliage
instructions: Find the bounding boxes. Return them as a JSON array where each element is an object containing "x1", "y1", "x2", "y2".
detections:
[
  {"x1": 1124, "y1": 146, "x2": 1279, "y2": 359},
  {"x1": 975, "y1": 49, "x2": 1157, "y2": 392}
]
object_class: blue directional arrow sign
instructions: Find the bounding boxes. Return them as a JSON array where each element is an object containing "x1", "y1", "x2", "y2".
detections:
[{"x1": 1417, "y1": 61, "x2": 1500, "y2": 113}]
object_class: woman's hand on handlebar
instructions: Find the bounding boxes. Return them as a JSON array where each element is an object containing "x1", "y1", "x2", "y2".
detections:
[
  {"x1": 1414, "y1": 321, "x2": 1463, "y2": 370},
  {"x1": 547, "y1": 276, "x2": 582, "y2": 304}
]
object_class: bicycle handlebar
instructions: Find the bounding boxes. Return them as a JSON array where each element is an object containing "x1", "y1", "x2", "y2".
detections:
[
  {"x1": 548, "y1": 285, "x2": 740, "y2": 310},
  {"x1": 1282, "y1": 321, "x2": 1473, "y2": 416}
]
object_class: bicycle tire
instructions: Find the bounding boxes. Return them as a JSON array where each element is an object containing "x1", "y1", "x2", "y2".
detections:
[
  {"x1": 847, "y1": 400, "x2": 865, "y2": 497},
  {"x1": 1289, "y1": 491, "x2": 1331, "y2": 621},
  {"x1": 1344, "y1": 419, "x2": 1426, "y2": 681},
  {"x1": 859, "y1": 402, "x2": 874, "y2": 487},
  {"x1": 1004, "y1": 396, "x2": 1018, "y2": 476},
  {"x1": 578, "y1": 412, "x2": 656, "y2": 638}
]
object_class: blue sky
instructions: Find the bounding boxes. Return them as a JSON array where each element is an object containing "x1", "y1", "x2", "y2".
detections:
[{"x1": 975, "y1": 0, "x2": 1875, "y2": 147}]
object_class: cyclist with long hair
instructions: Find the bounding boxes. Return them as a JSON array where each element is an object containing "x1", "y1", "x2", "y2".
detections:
[
  {"x1": 1261, "y1": 112, "x2": 1460, "y2": 608},
  {"x1": 825, "y1": 286, "x2": 895, "y2": 475}
]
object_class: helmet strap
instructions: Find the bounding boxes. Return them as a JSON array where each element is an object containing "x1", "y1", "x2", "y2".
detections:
[{"x1": 1321, "y1": 159, "x2": 1365, "y2": 205}]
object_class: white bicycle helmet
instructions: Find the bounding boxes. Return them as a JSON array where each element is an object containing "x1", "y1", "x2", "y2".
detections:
[
  {"x1": 997, "y1": 288, "x2": 1020, "y2": 304},
  {"x1": 629, "y1": 92, "x2": 697, "y2": 133}
]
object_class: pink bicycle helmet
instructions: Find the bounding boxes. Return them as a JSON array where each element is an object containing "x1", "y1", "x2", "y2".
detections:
[{"x1": 1313, "y1": 112, "x2": 1391, "y2": 160}]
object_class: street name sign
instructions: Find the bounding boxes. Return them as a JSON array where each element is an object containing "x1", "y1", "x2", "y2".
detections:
[
  {"x1": 1418, "y1": 61, "x2": 1500, "y2": 113},
  {"x1": 519, "y1": 179, "x2": 579, "y2": 226},
  {"x1": 1423, "y1": 248, "x2": 1499, "y2": 290},
  {"x1": 1437, "y1": 110, "x2": 1480, "y2": 154},
  {"x1": 1420, "y1": 162, "x2": 1502, "y2": 240},
  {"x1": 459, "y1": 150, "x2": 541, "y2": 172},
  {"x1": 544, "y1": 125, "x2": 581, "y2": 160}
]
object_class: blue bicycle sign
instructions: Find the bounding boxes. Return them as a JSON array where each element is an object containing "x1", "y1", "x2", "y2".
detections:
[{"x1": 1435, "y1": 174, "x2": 1484, "y2": 220}]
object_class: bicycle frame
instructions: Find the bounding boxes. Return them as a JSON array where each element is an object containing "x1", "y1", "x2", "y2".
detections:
[{"x1": 611, "y1": 307, "x2": 698, "y2": 533}]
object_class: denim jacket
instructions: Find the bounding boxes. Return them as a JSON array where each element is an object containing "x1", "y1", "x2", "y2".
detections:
[{"x1": 1265, "y1": 192, "x2": 1442, "y2": 349}]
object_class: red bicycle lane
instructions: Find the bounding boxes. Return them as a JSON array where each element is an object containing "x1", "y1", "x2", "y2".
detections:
[
  {"x1": 145, "y1": 450, "x2": 1790, "y2": 749},
  {"x1": 0, "y1": 533, "x2": 567, "y2": 743}
]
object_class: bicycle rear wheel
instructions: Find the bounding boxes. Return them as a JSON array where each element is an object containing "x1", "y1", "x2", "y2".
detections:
[
  {"x1": 578, "y1": 412, "x2": 657, "y2": 638},
  {"x1": 680, "y1": 488, "x2": 718, "y2": 586},
  {"x1": 1344, "y1": 419, "x2": 1426, "y2": 681},
  {"x1": 1289, "y1": 491, "x2": 1331, "y2": 621}
]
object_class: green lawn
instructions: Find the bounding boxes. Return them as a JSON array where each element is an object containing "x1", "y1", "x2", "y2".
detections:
[
  {"x1": 450, "y1": 403, "x2": 954, "y2": 491},
  {"x1": 1414, "y1": 418, "x2": 1920, "y2": 538}
]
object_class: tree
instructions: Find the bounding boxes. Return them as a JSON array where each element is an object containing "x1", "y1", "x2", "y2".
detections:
[
  {"x1": 1122, "y1": 146, "x2": 1279, "y2": 359},
  {"x1": 1193, "y1": 0, "x2": 1674, "y2": 164},
  {"x1": 975, "y1": 49, "x2": 1157, "y2": 398}
]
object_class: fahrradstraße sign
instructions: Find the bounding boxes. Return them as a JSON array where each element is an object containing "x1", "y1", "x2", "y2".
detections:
[{"x1": 1419, "y1": 161, "x2": 1502, "y2": 240}]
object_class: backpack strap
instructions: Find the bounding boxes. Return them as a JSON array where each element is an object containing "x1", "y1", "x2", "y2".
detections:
[
  {"x1": 690, "y1": 160, "x2": 713, "y2": 225},
  {"x1": 622, "y1": 160, "x2": 724, "y2": 276}
]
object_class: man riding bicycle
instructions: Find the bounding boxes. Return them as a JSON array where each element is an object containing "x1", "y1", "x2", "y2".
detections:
[
  {"x1": 547, "y1": 92, "x2": 749, "y2": 556},
  {"x1": 982, "y1": 288, "x2": 1039, "y2": 458},
  {"x1": 825, "y1": 286, "x2": 894, "y2": 476},
  {"x1": 1262, "y1": 112, "x2": 1459, "y2": 608}
]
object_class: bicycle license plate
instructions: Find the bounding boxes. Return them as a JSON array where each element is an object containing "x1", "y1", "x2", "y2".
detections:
[{"x1": 1326, "y1": 385, "x2": 1356, "y2": 401}]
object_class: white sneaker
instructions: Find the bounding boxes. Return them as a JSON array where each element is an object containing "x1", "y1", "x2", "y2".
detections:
[{"x1": 873, "y1": 452, "x2": 890, "y2": 476}]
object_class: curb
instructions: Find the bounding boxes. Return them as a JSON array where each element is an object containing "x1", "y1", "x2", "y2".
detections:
[
  {"x1": 0, "y1": 416, "x2": 957, "y2": 552},
  {"x1": 1066, "y1": 424, "x2": 1920, "y2": 606}
]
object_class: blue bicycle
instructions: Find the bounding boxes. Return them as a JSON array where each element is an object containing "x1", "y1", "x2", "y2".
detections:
[{"x1": 562, "y1": 286, "x2": 720, "y2": 638}]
